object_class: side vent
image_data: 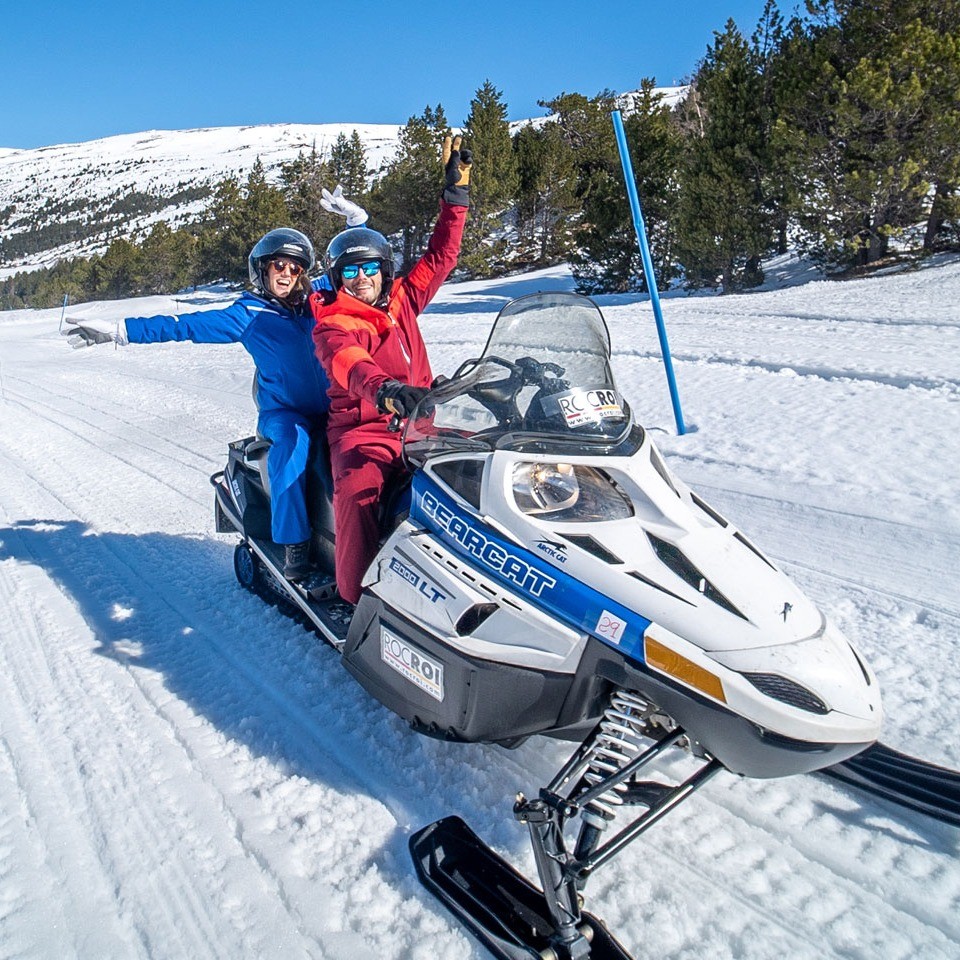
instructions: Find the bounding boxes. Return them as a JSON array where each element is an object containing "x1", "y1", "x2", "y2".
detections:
[
  {"x1": 649, "y1": 447, "x2": 680, "y2": 497},
  {"x1": 744, "y1": 673, "x2": 829, "y2": 714},
  {"x1": 563, "y1": 535, "x2": 623, "y2": 565},
  {"x1": 455, "y1": 603, "x2": 499, "y2": 636},
  {"x1": 646, "y1": 532, "x2": 749, "y2": 621},
  {"x1": 848, "y1": 643, "x2": 873, "y2": 686},
  {"x1": 627, "y1": 570, "x2": 694, "y2": 606},
  {"x1": 691, "y1": 492, "x2": 728, "y2": 527},
  {"x1": 431, "y1": 458, "x2": 484, "y2": 509},
  {"x1": 734, "y1": 531, "x2": 777, "y2": 570}
]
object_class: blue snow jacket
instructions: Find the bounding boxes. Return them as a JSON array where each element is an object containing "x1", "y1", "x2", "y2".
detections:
[{"x1": 123, "y1": 283, "x2": 331, "y2": 417}]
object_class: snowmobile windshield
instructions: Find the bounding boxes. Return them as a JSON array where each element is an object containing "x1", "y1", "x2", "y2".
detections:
[{"x1": 404, "y1": 291, "x2": 637, "y2": 468}]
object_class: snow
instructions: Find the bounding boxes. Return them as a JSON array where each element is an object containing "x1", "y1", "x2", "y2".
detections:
[
  {"x1": 1, "y1": 257, "x2": 959, "y2": 959},
  {"x1": 0, "y1": 123, "x2": 405, "y2": 275},
  {"x1": 0, "y1": 87, "x2": 689, "y2": 277}
]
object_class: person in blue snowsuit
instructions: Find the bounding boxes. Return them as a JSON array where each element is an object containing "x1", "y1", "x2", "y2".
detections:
[{"x1": 61, "y1": 187, "x2": 367, "y2": 580}]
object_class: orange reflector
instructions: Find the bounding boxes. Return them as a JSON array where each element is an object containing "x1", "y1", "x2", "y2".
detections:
[{"x1": 645, "y1": 637, "x2": 726, "y2": 703}]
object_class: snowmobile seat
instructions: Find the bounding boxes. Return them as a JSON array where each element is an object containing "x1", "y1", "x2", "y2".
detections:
[
  {"x1": 248, "y1": 370, "x2": 334, "y2": 500},
  {"x1": 243, "y1": 429, "x2": 334, "y2": 504},
  {"x1": 245, "y1": 438, "x2": 273, "y2": 495}
]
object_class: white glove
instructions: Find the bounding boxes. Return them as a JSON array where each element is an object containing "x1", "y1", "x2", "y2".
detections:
[
  {"x1": 320, "y1": 184, "x2": 368, "y2": 227},
  {"x1": 62, "y1": 317, "x2": 129, "y2": 349}
]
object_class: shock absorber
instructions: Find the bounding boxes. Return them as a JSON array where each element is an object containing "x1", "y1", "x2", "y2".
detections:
[{"x1": 574, "y1": 690, "x2": 654, "y2": 859}]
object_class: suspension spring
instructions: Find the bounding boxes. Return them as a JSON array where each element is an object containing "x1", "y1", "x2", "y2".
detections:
[{"x1": 581, "y1": 689, "x2": 655, "y2": 822}]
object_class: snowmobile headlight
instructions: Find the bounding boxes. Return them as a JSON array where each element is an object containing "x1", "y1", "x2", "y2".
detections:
[{"x1": 511, "y1": 463, "x2": 634, "y2": 522}]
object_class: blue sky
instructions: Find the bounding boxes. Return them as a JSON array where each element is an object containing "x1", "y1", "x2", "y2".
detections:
[{"x1": 3, "y1": 0, "x2": 780, "y2": 149}]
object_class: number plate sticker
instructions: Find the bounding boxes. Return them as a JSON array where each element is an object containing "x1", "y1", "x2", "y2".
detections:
[
  {"x1": 380, "y1": 627, "x2": 445, "y2": 702},
  {"x1": 595, "y1": 610, "x2": 627, "y2": 644}
]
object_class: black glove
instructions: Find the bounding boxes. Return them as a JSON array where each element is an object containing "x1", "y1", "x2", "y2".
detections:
[
  {"x1": 376, "y1": 379, "x2": 429, "y2": 418},
  {"x1": 442, "y1": 135, "x2": 472, "y2": 206}
]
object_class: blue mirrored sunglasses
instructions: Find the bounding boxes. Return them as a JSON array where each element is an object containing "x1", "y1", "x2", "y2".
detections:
[{"x1": 341, "y1": 260, "x2": 382, "y2": 280}]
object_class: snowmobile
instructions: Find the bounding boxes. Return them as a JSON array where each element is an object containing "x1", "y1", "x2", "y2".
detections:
[{"x1": 212, "y1": 291, "x2": 956, "y2": 960}]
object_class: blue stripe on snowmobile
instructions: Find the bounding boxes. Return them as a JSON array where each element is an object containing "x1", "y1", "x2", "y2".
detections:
[{"x1": 410, "y1": 474, "x2": 651, "y2": 663}]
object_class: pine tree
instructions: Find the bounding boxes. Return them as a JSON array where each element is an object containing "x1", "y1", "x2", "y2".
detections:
[
  {"x1": 194, "y1": 175, "x2": 247, "y2": 283},
  {"x1": 614, "y1": 81, "x2": 683, "y2": 291},
  {"x1": 195, "y1": 160, "x2": 289, "y2": 285},
  {"x1": 460, "y1": 81, "x2": 518, "y2": 277},
  {"x1": 138, "y1": 222, "x2": 196, "y2": 295},
  {"x1": 279, "y1": 147, "x2": 343, "y2": 258},
  {"x1": 54, "y1": 258, "x2": 95, "y2": 307},
  {"x1": 674, "y1": 20, "x2": 770, "y2": 291},
  {"x1": 752, "y1": 0, "x2": 793, "y2": 255},
  {"x1": 94, "y1": 238, "x2": 143, "y2": 299},
  {"x1": 537, "y1": 90, "x2": 622, "y2": 292},
  {"x1": 513, "y1": 121, "x2": 578, "y2": 267},
  {"x1": 240, "y1": 159, "x2": 290, "y2": 246},
  {"x1": 368, "y1": 105, "x2": 449, "y2": 271},
  {"x1": 330, "y1": 130, "x2": 369, "y2": 201},
  {"x1": 540, "y1": 86, "x2": 680, "y2": 295},
  {"x1": 774, "y1": 0, "x2": 954, "y2": 268},
  {"x1": 916, "y1": 2, "x2": 960, "y2": 251}
]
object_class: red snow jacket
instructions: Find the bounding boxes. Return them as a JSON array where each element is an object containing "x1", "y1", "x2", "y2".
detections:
[{"x1": 310, "y1": 200, "x2": 467, "y2": 446}]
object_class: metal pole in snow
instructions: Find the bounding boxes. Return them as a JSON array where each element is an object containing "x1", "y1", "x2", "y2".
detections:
[
  {"x1": 58, "y1": 293, "x2": 69, "y2": 332},
  {"x1": 611, "y1": 109, "x2": 686, "y2": 435}
]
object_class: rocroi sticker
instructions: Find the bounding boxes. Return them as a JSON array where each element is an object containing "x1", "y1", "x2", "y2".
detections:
[
  {"x1": 551, "y1": 388, "x2": 624, "y2": 428},
  {"x1": 380, "y1": 627, "x2": 445, "y2": 702}
]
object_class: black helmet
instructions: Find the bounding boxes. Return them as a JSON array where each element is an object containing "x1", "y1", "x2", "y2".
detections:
[
  {"x1": 324, "y1": 227, "x2": 395, "y2": 298},
  {"x1": 248, "y1": 228, "x2": 315, "y2": 292}
]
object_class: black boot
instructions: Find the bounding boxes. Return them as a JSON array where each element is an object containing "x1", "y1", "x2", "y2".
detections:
[{"x1": 283, "y1": 540, "x2": 311, "y2": 580}]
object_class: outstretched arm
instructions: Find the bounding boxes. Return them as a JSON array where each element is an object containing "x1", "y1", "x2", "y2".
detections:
[
  {"x1": 122, "y1": 300, "x2": 253, "y2": 344},
  {"x1": 391, "y1": 136, "x2": 472, "y2": 319}
]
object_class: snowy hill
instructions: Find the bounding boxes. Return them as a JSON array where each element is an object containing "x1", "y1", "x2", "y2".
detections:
[
  {"x1": 0, "y1": 122, "x2": 404, "y2": 276},
  {"x1": 1, "y1": 259, "x2": 958, "y2": 958},
  {"x1": 0, "y1": 87, "x2": 691, "y2": 280}
]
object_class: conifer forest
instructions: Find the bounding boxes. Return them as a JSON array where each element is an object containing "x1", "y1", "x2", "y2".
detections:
[{"x1": 2, "y1": 0, "x2": 957, "y2": 309}]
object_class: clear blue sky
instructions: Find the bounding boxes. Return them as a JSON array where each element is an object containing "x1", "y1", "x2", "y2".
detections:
[{"x1": 3, "y1": 0, "x2": 780, "y2": 149}]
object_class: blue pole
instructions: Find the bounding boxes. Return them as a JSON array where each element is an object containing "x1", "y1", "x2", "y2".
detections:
[
  {"x1": 611, "y1": 110, "x2": 686, "y2": 435},
  {"x1": 58, "y1": 293, "x2": 69, "y2": 333}
]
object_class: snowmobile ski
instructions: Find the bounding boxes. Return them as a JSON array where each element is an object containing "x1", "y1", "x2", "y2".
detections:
[
  {"x1": 409, "y1": 816, "x2": 633, "y2": 960},
  {"x1": 823, "y1": 742, "x2": 960, "y2": 827}
]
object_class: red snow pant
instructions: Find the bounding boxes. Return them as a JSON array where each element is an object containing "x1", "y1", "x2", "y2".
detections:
[{"x1": 329, "y1": 425, "x2": 405, "y2": 605}]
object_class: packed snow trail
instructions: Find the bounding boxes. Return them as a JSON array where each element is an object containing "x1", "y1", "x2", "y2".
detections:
[{"x1": 1, "y1": 262, "x2": 958, "y2": 959}]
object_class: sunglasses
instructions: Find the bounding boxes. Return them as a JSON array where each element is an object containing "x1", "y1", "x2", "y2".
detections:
[
  {"x1": 269, "y1": 258, "x2": 304, "y2": 276},
  {"x1": 341, "y1": 260, "x2": 382, "y2": 280}
]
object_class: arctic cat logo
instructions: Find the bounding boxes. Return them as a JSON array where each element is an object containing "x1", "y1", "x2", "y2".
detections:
[
  {"x1": 421, "y1": 491, "x2": 557, "y2": 598},
  {"x1": 388, "y1": 557, "x2": 447, "y2": 603},
  {"x1": 380, "y1": 627, "x2": 444, "y2": 701},
  {"x1": 535, "y1": 538, "x2": 568, "y2": 564}
]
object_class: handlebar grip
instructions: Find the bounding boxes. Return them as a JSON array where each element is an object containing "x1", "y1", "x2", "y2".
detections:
[{"x1": 388, "y1": 413, "x2": 402, "y2": 433}]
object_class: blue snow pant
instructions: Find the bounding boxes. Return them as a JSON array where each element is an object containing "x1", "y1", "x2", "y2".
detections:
[{"x1": 257, "y1": 408, "x2": 324, "y2": 546}]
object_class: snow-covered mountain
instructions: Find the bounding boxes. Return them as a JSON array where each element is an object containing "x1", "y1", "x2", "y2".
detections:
[
  {"x1": 0, "y1": 87, "x2": 690, "y2": 280},
  {"x1": 0, "y1": 122, "x2": 404, "y2": 276},
  {"x1": 1, "y1": 257, "x2": 958, "y2": 959}
]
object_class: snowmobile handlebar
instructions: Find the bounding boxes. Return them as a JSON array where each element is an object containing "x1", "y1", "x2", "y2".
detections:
[
  {"x1": 452, "y1": 355, "x2": 569, "y2": 429},
  {"x1": 392, "y1": 354, "x2": 570, "y2": 436}
]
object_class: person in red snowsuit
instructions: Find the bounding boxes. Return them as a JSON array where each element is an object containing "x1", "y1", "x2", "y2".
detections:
[{"x1": 310, "y1": 136, "x2": 471, "y2": 604}]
